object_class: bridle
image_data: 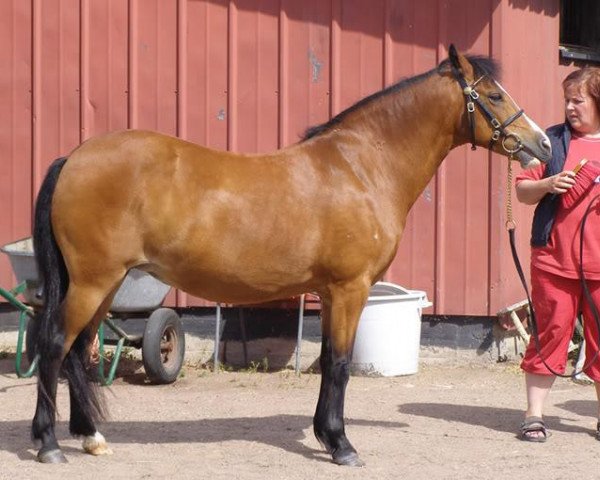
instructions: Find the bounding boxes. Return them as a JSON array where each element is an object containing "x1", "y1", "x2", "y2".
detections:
[{"x1": 452, "y1": 66, "x2": 524, "y2": 155}]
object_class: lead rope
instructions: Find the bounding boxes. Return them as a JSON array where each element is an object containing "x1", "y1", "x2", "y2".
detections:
[
  {"x1": 506, "y1": 158, "x2": 515, "y2": 230},
  {"x1": 507, "y1": 158, "x2": 600, "y2": 378}
]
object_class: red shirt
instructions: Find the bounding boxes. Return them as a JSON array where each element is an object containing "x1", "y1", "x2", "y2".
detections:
[{"x1": 516, "y1": 135, "x2": 600, "y2": 279}]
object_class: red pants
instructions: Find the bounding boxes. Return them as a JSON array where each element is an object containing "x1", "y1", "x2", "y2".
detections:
[{"x1": 521, "y1": 265, "x2": 600, "y2": 381}]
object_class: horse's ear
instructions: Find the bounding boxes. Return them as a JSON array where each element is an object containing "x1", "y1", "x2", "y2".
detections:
[
  {"x1": 449, "y1": 44, "x2": 460, "y2": 69},
  {"x1": 447, "y1": 44, "x2": 474, "y2": 81}
]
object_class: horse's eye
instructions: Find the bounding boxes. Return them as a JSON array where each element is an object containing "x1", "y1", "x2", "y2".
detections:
[{"x1": 489, "y1": 92, "x2": 503, "y2": 103}]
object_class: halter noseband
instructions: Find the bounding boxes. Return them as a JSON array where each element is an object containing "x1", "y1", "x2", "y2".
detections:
[{"x1": 452, "y1": 66, "x2": 524, "y2": 154}]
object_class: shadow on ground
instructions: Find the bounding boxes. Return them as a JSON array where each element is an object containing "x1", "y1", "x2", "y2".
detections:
[
  {"x1": 399, "y1": 401, "x2": 597, "y2": 436},
  {"x1": 0, "y1": 414, "x2": 407, "y2": 463}
]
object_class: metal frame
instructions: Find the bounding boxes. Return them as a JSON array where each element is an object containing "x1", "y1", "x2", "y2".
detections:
[{"x1": 213, "y1": 294, "x2": 307, "y2": 375}]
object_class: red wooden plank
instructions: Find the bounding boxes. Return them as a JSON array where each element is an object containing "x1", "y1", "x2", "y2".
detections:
[
  {"x1": 0, "y1": 0, "x2": 33, "y2": 288},
  {"x1": 129, "y1": 0, "x2": 177, "y2": 134},
  {"x1": 488, "y1": 0, "x2": 565, "y2": 314},
  {"x1": 384, "y1": 0, "x2": 438, "y2": 302},
  {"x1": 279, "y1": 0, "x2": 331, "y2": 146},
  {"x1": 33, "y1": 0, "x2": 81, "y2": 193},
  {"x1": 178, "y1": 0, "x2": 229, "y2": 306},
  {"x1": 334, "y1": 0, "x2": 385, "y2": 114},
  {"x1": 432, "y1": 0, "x2": 493, "y2": 314},
  {"x1": 182, "y1": 0, "x2": 229, "y2": 150},
  {"x1": 229, "y1": 0, "x2": 280, "y2": 153},
  {"x1": 129, "y1": 0, "x2": 178, "y2": 306},
  {"x1": 81, "y1": 0, "x2": 129, "y2": 139}
]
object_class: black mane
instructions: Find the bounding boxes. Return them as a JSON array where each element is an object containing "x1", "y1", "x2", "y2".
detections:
[{"x1": 302, "y1": 55, "x2": 500, "y2": 141}]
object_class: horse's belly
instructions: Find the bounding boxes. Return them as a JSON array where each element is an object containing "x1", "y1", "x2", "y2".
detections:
[{"x1": 147, "y1": 243, "x2": 315, "y2": 304}]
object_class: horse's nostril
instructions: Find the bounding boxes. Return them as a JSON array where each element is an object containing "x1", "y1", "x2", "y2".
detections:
[{"x1": 541, "y1": 137, "x2": 551, "y2": 151}]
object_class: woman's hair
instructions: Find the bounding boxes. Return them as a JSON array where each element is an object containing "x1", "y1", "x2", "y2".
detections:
[{"x1": 563, "y1": 66, "x2": 600, "y2": 114}]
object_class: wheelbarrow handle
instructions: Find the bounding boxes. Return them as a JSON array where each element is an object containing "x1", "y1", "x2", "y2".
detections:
[{"x1": 0, "y1": 282, "x2": 35, "y2": 316}]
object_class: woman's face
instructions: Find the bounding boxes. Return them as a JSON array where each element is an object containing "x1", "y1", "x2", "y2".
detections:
[{"x1": 564, "y1": 83, "x2": 600, "y2": 135}]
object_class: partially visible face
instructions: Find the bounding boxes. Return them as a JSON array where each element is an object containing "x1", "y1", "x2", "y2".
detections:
[{"x1": 564, "y1": 83, "x2": 600, "y2": 135}]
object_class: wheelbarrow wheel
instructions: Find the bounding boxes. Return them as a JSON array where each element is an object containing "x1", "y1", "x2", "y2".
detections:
[{"x1": 142, "y1": 308, "x2": 185, "y2": 384}]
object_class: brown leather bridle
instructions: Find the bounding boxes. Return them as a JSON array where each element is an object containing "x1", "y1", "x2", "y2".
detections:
[{"x1": 452, "y1": 65, "x2": 524, "y2": 155}]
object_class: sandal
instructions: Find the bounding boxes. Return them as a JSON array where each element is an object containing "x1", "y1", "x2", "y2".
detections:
[
  {"x1": 519, "y1": 416, "x2": 549, "y2": 443},
  {"x1": 595, "y1": 422, "x2": 600, "y2": 441}
]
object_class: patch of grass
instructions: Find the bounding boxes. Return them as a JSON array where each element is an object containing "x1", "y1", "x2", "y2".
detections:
[
  {"x1": 196, "y1": 360, "x2": 233, "y2": 373},
  {"x1": 242, "y1": 361, "x2": 259, "y2": 374},
  {"x1": 243, "y1": 357, "x2": 269, "y2": 373}
]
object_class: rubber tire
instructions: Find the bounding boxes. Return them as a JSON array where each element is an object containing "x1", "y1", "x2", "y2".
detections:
[{"x1": 142, "y1": 308, "x2": 185, "y2": 384}]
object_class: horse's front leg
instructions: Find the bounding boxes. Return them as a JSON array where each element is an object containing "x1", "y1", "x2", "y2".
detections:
[{"x1": 314, "y1": 282, "x2": 369, "y2": 467}]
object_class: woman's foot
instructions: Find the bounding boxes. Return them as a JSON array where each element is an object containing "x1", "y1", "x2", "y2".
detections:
[{"x1": 519, "y1": 417, "x2": 549, "y2": 442}]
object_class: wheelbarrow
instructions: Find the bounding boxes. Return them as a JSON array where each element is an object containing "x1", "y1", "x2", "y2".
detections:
[{"x1": 0, "y1": 238, "x2": 185, "y2": 385}]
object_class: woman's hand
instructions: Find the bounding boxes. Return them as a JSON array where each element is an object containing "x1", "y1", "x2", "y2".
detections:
[
  {"x1": 516, "y1": 171, "x2": 576, "y2": 205},
  {"x1": 547, "y1": 171, "x2": 576, "y2": 194}
]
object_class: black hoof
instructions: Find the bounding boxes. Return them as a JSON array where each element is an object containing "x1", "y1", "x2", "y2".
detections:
[
  {"x1": 332, "y1": 450, "x2": 365, "y2": 467},
  {"x1": 37, "y1": 448, "x2": 68, "y2": 464}
]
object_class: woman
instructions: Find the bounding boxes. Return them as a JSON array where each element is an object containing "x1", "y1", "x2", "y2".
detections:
[{"x1": 516, "y1": 66, "x2": 600, "y2": 442}]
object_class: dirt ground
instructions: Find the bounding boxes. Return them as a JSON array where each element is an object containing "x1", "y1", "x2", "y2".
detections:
[{"x1": 2, "y1": 356, "x2": 600, "y2": 480}]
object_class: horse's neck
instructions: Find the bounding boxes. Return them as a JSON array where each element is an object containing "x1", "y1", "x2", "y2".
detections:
[{"x1": 349, "y1": 74, "x2": 465, "y2": 216}]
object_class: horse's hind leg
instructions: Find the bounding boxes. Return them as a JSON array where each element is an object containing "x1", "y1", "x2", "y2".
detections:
[
  {"x1": 313, "y1": 281, "x2": 369, "y2": 467},
  {"x1": 33, "y1": 280, "x2": 120, "y2": 462},
  {"x1": 65, "y1": 282, "x2": 124, "y2": 456},
  {"x1": 32, "y1": 346, "x2": 65, "y2": 462},
  {"x1": 66, "y1": 328, "x2": 111, "y2": 456}
]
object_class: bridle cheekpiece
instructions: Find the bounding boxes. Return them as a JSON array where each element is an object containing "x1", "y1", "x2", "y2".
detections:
[{"x1": 452, "y1": 66, "x2": 524, "y2": 156}]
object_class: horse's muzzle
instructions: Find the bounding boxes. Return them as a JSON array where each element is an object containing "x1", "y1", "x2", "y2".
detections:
[{"x1": 513, "y1": 131, "x2": 552, "y2": 169}]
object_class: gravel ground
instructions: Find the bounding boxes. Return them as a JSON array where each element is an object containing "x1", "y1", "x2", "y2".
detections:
[{"x1": 1, "y1": 354, "x2": 599, "y2": 480}]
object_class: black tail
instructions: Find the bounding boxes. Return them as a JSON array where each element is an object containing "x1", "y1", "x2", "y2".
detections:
[
  {"x1": 32, "y1": 157, "x2": 69, "y2": 361},
  {"x1": 32, "y1": 157, "x2": 105, "y2": 442}
]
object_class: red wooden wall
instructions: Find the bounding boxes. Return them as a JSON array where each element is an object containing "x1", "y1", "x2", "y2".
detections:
[{"x1": 0, "y1": 0, "x2": 569, "y2": 315}]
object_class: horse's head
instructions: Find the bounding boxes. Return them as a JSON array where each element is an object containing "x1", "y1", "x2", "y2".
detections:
[{"x1": 447, "y1": 44, "x2": 551, "y2": 168}]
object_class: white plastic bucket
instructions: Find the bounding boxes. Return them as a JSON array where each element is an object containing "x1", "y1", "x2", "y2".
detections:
[{"x1": 351, "y1": 282, "x2": 432, "y2": 376}]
